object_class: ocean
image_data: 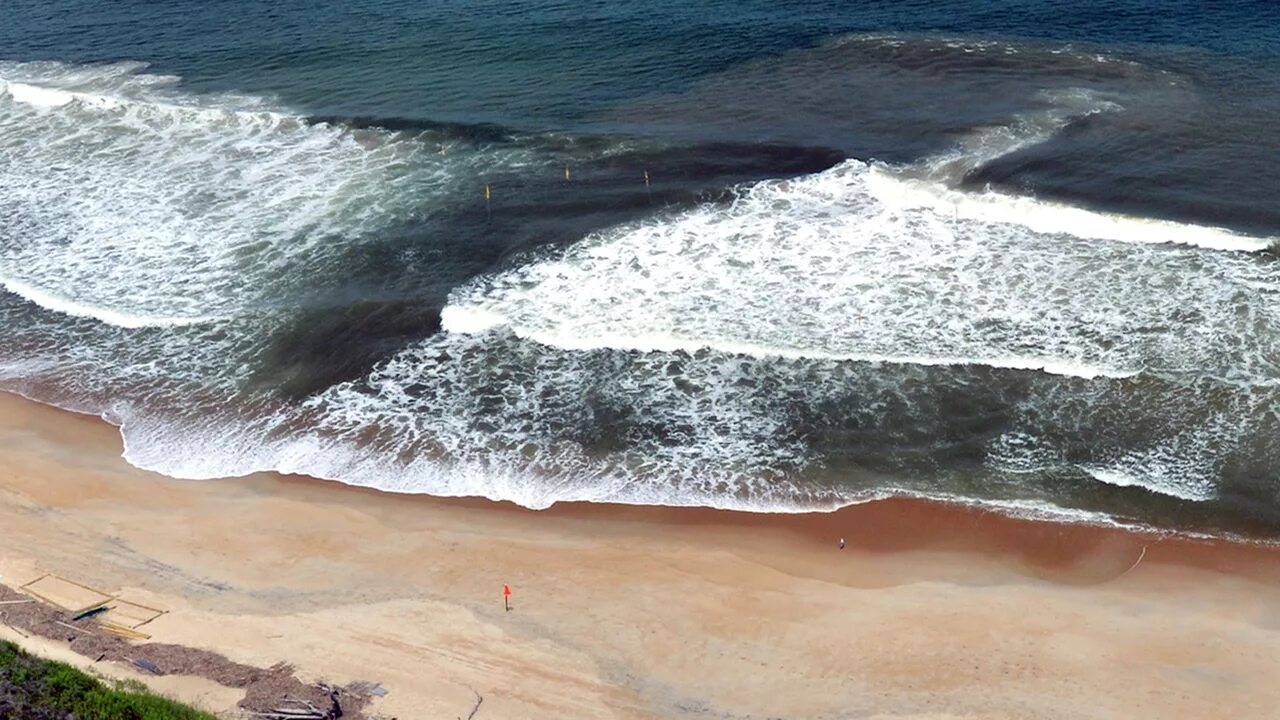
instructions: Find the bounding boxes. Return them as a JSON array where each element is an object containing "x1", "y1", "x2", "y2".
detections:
[{"x1": 2, "y1": 0, "x2": 1278, "y2": 538}]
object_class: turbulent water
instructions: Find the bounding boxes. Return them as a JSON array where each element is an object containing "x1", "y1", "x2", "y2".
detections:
[{"x1": 2, "y1": 1, "x2": 1279, "y2": 538}]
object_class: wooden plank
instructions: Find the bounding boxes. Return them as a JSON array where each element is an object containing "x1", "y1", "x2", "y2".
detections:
[
  {"x1": 53, "y1": 620, "x2": 92, "y2": 636},
  {"x1": 18, "y1": 573, "x2": 51, "y2": 590},
  {"x1": 132, "y1": 610, "x2": 166, "y2": 629},
  {"x1": 112, "y1": 598, "x2": 165, "y2": 615},
  {"x1": 98, "y1": 622, "x2": 152, "y2": 641},
  {"x1": 20, "y1": 574, "x2": 112, "y2": 613},
  {"x1": 100, "y1": 599, "x2": 166, "y2": 630},
  {"x1": 71, "y1": 599, "x2": 111, "y2": 616}
]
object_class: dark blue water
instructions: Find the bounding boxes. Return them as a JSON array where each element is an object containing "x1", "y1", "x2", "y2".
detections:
[
  {"x1": 4, "y1": 0, "x2": 1278, "y2": 232},
  {"x1": 9, "y1": 1, "x2": 1280, "y2": 117},
  {"x1": 1, "y1": 0, "x2": 1279, "y2": 537}
]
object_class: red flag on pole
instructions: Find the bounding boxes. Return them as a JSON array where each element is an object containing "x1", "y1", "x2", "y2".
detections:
[
  {"x1": 502, "y1": 584, "x2": 512, "y2": 597},
  {"x1": 502, "y1": 584, "x2": 512, "y2": 612}
]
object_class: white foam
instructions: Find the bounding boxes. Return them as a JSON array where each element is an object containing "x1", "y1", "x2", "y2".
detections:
[
  {"x1": 104, "y1": 360, "x2": 1236, "y2": 520},
  {"x1": 900, "y1": 490, "x2": 1134, "y2": 528},
  {"x1": 3, "y1": 81, "x2": 77, "y2": 108},
  {"x1": 0, "y1": 61, "x2": 539, "y2": 328},
  {"x1": 1086, "y1": 467, "x2": 1148, "y2": 490},
  {"x1": 115, "y1": 385, "x2": 1273, "y2": 541},
  {"x1": 14, "y1": 267, "x2": 1259, "y2": 518},
  {"x1": 1085, "y1": 466, "x2": 1212, "y2": 502},
  {"x1": 444, "y1": 155, "x2": 1280, "y2": 384},
  {"x1": 880, "y1": 88, "x2": 1273, "y2": 253},
  {"x1": 867, "y1": 167, "x2": 1274, "y2": 253},
  {"x1": 0, "y1": 273, "x2": 220, "y2": 329},
  {"x1": 915, "y1": 89, "x2": 1120, "y2": 178},
  {"x1": 1072, "y1": 408, "x2": 1242, "y2": 503},
  {"x1": 442, "y1": 306, "x2": 1131, "y2": 379},
  {"x1": 1, "y1": 79, "x2": 285, "y2": 119}
]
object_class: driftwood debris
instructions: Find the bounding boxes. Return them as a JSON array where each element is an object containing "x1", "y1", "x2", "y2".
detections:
[
  {"x1": 54, "y1": 619, "x2": 91, "y2": 636},
  {"x1": 288, "y1": 695, "x2": 323, "y2": 706},
  {"x1": 98, "y1": 621, "x2": 152, "y2": 640},
  {"x1": 130, "y1": 657, "x2": 162, "y2": 675},
  {"x1": 1, "y1": 582, "x2": 367, "y2": 719},
  {"x1": 1116, "y1": 544, "x2": 1149, "y2": 579},
  {"x1": 242, "y1": 687, "x2": 347, "y2": 719},
  {"x1": 246, "y1": 697, "x2": 331, "y2": 720},
  {"x1": 459, "y1": 689, "x2": 484, "y2": 720},
  {"x1": 347, "y1": 680, "x2": 388, "y2": 697},
  {"x1": 0, "y1": 599, "x2": 35, "y2": 605}
]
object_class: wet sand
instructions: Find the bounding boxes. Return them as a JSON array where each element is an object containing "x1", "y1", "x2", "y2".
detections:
[{"x1": 1, "y1": 391, "x2": 1278, "y2": 719}]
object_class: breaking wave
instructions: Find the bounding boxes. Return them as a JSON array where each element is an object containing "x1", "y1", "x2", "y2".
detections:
[
  {"x1": 0, "y1": 61, "x2": 544, "y2": 327},
  {"x1": 444, "y1": 104, "x2": 1280, "y2": 385}
]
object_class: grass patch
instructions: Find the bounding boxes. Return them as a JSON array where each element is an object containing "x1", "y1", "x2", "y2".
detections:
[{"x1": 0, "y1": 639, "x2": 217, "y2": 719}]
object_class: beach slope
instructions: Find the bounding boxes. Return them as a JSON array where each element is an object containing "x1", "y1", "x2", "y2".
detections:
[{"x1": 1, "y1": 392, "x2": 1278, "y2": 719}]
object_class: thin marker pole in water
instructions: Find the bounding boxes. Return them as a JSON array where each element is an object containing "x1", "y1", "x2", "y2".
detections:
[
  {"x1": 485, "y1": 184, "x2": 492, "y2": 222},
  {"x1": 565, "y1": 165, "x2": 572, "y2": 182},
  {"x1": 644, "y1": 169, "x2": 652, "y2": 204}
]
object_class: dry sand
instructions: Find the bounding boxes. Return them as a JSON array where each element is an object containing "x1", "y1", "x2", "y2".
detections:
[{"x1": 0, "y1": 391, "x2": 1278, "y2": 719}]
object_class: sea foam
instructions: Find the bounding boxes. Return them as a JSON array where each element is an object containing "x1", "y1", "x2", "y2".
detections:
[
  {"x1": 0, "y1": 62, "x2": 541, "y2": 328},
  {"x1": 443, "y1": 154, "x2": 1279, "y2": 385}
]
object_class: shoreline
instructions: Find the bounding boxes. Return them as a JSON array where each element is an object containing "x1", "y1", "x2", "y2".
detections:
[
  {"x1": 2, "y1": 390, "x2": 1279, "y2": 718},
  {"x1": 7, "y1": 385, "x2": 1273, "y2": 548}
]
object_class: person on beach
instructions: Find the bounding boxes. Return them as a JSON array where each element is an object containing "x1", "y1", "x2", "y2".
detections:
[{"x1": 838, "y1": 537, "x2": 845, "y2": 550}]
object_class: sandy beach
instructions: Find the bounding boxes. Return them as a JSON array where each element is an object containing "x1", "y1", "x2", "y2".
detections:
[{"x1": 1, "y1": 390, "x2": 1278, "y2": 719}]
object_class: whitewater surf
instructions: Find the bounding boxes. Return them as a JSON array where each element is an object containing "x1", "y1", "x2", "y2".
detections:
[{"x1": 1, "y1": 31, "x2": 1277, "y2": 539}]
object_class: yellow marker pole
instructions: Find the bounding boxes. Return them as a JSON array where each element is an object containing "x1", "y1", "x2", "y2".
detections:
[
  {"x1": 485, "y1": 184, "x2": 492, "y2": 222},
  {"x1": 565, "y1": 165, "x2": 572, "y2": 182}
]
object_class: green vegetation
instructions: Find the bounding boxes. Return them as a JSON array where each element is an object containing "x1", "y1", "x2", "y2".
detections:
[{"x1": 0, "y1": 640, "x2": 217, "y2": 720}]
